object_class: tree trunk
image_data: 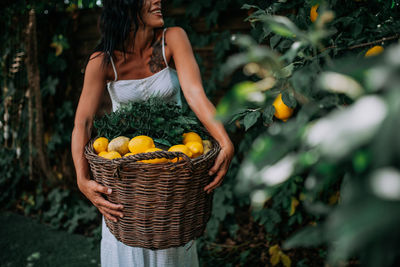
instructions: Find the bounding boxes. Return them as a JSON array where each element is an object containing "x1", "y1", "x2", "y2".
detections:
[{"x1": 25, "y1": 9, "x2": 56, "y2": 183}]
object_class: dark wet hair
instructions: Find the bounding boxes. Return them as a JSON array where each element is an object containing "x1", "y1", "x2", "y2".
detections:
[{"x1": 88, "y1": 0, "x2": 153, "y2": 68}]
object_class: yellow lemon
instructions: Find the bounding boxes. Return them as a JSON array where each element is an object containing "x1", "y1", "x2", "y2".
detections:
[
  {"x1": 182, "y1": 132, "x2": 202, "y2": 145},
  {"x1": 273, "y1": 93, "x2": 294, "y2": 122},
  {"x1": 365, "y1": 45, "x2": 384, "y2": 57},
  {"x1": 101, "y1": 151, "x2": 122, "y2": 160},
  {"x1": 202, "y1": 140, "x2": 212, "y2": 155},
  {"x1": 185, "y1": 141, "x2": 204, "y2": 158},
  {"x1": 98, "y1": 151, "x2": 109, "y2": 157},
  {"x1": 93, "y1": 137, "x2": 109, "y2": 154},
  {"x1": 139, "y1": 148, "x2": 168, "y2": 163},
  {"x1": 310, "y1": 5, "x2": 319, "y2": 23},
  {"x1": 108, "y1": 136, "x2": 130, "y2": 155},
  {"x1": 128, "y1": 135, "x2": 155, "y2": 154},
  {"x1": 168, "y1": 144, "x2": 193, "y2": 163}
]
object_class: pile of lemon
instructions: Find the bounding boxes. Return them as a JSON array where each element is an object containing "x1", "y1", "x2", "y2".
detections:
[{"x1": 92, "y1": 132, "x2": 212, "y2": 163}]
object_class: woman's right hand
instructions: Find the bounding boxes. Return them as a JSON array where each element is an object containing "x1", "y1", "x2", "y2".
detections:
[{"x1": 78, "y1": 178, "x2": 124, "y2": 222}]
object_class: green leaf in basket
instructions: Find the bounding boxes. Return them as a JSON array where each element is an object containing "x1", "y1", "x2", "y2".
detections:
[
  {"x1": 92, "y1": 95, "x2": 207, "y2": 145},
  {"x1": 154, "y1": 138, "x2": 172, "y2": 147}
]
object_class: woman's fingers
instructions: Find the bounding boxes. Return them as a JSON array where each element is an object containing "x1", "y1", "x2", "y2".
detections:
[
  {"x1": 204, "y1": 147, "x2": 234, "y2": 193},
  {"x1": 92, "y1": 182, "x2": 124, "y2": 210},
  {"x1": 94, "y1": 191, "x2": 124, "y2": 212},
  {"x1": 80, "y1": 179, "x2": 124, "y2": 219},
  {"x1": 95, "y1": 182, "x2": 113, "y2": 195},
  {"x1": 208, "y1": 150, "x2": 225, "y2": 176},
  {"x1": 205, "y1": 167, "x2": 226, "y2": 193},
  {"x1": 100, "y1": 206, "x2": 124, "y2": 222},
  {"x1": 95, "y1": 194, "x2": 124, "y2": 222},
  {"x1": 204, "y1": 160, "x2": 228, "y2": 192},
  {"x1": 98, "y1": 206, "x2": 119, "y2": 222},
  {"x1": 204, "y1": 167, "x2": 224, "y2": 190},
  {"x1": 78, "y1": 179, "x2": 124, "y2": 222}
]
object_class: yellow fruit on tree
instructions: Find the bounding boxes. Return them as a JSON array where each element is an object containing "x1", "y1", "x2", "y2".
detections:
[
  {"x1": 273, "y1": 93, "x2": 294, "y2": 122},
  {"x1": 139, "y1": 147, "x2": 168, "y2": 163},
  {"x1": 182, "y1": 132, "x2": 202, "y2": 145},
  {"x1": 101, "y1": 151, "x2": 122, "y2": 160},
  {"x1": 365, "y1": 45, "x2": 384, "y2": 57},
  {"x1": 50, "y1": 42, "x2": 63, "y2": 56},
  {"x1": 98, "y1": 151, "x2": 109, "y2": 157},
  {"x1": 93, "y1": 137, "x2": 109, "y2": 154},
  {"x1": 202, "y1": 140, "x2": 212, "y2": 155},
  {"x1": 185, "y1": 141, "x2": 204, "y2": 158},
  {"x1": 168, "y1": 144, "x2": 193, "y2": 163},
  {"x1": 310, "y1": 5, "x2": 319, "y2": 22},
  {"x1": 128, "y1": 135, "x2": 155, "y2": 154},
  {"x1": 108, "y1": 136, "x2": 130, "y2": 155}
]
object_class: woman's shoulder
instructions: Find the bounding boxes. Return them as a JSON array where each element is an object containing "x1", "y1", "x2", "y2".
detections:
[
  {"x1": 165, "y1": 26, "x2": 188, "y2": 39},
  {"x1": 164, "y1": 27, "x2": 191, "y2": 49},
  {"x1": 89, "y1": 51, "x2": 108, "y2": 62},
  {"x1": 85, "y1": 51, "x2": 113, "y2": 81}
]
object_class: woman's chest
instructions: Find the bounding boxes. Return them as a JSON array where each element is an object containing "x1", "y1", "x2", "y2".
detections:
[
  {"x1": 113, "y1": 57, "x2": 153, "y2": 80},
  {"x1": 109, "y1": 47, "x2": 169, "y2": 81}
]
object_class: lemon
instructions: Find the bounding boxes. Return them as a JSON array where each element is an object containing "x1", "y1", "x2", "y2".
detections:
[
  {"x1": 93, "y1": 137, "x2": 109, "y2": 154},
  {"x1": 168, "y1": 144, "x2": 193, "y2": 163},
  {"x1": 202, "y1": 140, "x2": 212, "y2": 155},
  {"x1": 310, "y1": 4, "x2": 319, "y2": 23},
  {"x1": 108, "y1": 136, "x2": 130, "y2": 155},
  {"x1": 273, "y1": 93, "x2": 294, "y2": 122},
  {"x1": 101, "y1": 151, "x2": 122, "y2": 160},
  {"x1": 98, "y1": 151, "x2": 109, "y2": 157},
  {"x1": 365, "y1": 45, "x2": 384, "y2": 57},
  {"x1": 139, "y1": 148, "x2": 168, "y2": 163},
  {"x1": 128, "y1": 135, "x2": 155, "y2": 154},
  {"x1": 185, "y1": 141, "x2": 204, "y2": 158},
  {"x1": 182, "y1": 132, "x2": 202, "y2": 145}
]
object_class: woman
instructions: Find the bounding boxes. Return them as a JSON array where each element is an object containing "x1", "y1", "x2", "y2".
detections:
[{"x1": 71, "y1": 0, "x2": 234, "y2": 266}]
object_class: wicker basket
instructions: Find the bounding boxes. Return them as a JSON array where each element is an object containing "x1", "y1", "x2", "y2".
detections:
[{"x1": 84, "y1": 133, "x2": 221, "y2": 250}]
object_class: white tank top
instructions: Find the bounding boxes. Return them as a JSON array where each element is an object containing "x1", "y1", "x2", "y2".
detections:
[{"x1": 106, "y1": 28, "x2": 182, "y2": 112}]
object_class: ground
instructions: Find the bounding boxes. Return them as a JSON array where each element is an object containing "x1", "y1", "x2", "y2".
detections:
[{"x1": 0, "y1": 211, "x2": 100, "y2": 267}]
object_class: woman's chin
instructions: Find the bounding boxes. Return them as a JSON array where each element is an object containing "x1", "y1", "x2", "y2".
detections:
[{"x1": 146, "y1": 18, "x2": 164, "y2": 29}]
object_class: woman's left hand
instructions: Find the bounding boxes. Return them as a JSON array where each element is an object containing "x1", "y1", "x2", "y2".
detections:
[{"x1": 204, "y1": 144, "x2": 235, "y2": 194}]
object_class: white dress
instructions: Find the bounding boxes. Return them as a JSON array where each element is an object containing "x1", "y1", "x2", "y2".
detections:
[{"x1": 101, "y1": 28, "x2": 199, "y2": 267}]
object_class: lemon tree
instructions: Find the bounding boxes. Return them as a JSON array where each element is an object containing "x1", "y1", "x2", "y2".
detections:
[{"x1": 213, "y1": 0, "x2": 400, "y2": 266}]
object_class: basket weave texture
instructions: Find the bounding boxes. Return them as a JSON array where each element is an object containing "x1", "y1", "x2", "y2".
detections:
[{"x1": 84, "y1": 133, "x2": 221, "y2": 250}]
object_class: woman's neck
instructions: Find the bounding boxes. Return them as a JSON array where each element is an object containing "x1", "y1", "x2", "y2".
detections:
[{"x1": 125, "y1": 27, "x2": 155, "y2": 56}]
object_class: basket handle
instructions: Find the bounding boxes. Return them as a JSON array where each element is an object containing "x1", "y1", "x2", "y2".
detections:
[{"x1": 125, "y1": 150, "x2": 194, "y2": 171}]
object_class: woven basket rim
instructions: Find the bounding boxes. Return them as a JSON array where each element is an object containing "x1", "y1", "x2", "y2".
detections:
[{"x1": 84, "y1": 132, "x2": 220, "y2": 166}]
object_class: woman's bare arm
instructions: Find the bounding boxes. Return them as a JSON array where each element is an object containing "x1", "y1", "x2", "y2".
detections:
[
  {"x1": 167, "y1": 27, "x2": 235, "y2": 194},
  {"x1": 71, "y1": 52, "x2": 124, "y2": 222}
]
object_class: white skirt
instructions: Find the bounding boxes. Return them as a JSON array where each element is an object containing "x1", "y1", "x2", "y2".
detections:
[{"x1": 101, "y1": 216, "x2": 199, "y2": 267}]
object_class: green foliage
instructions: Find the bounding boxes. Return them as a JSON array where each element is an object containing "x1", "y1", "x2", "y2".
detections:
[
  {"x1": 214, "y1": 0, "x2": 400, "y2": 266},
  {"x1": 41, "y1": 187, "x2": 98, "y2": 234},
  {"x1": 0, "y1": 148, "x2": 27, "y2": 208},
  {"x1": 93, "y1": 96, "x2": 208, "y2": 145}
]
